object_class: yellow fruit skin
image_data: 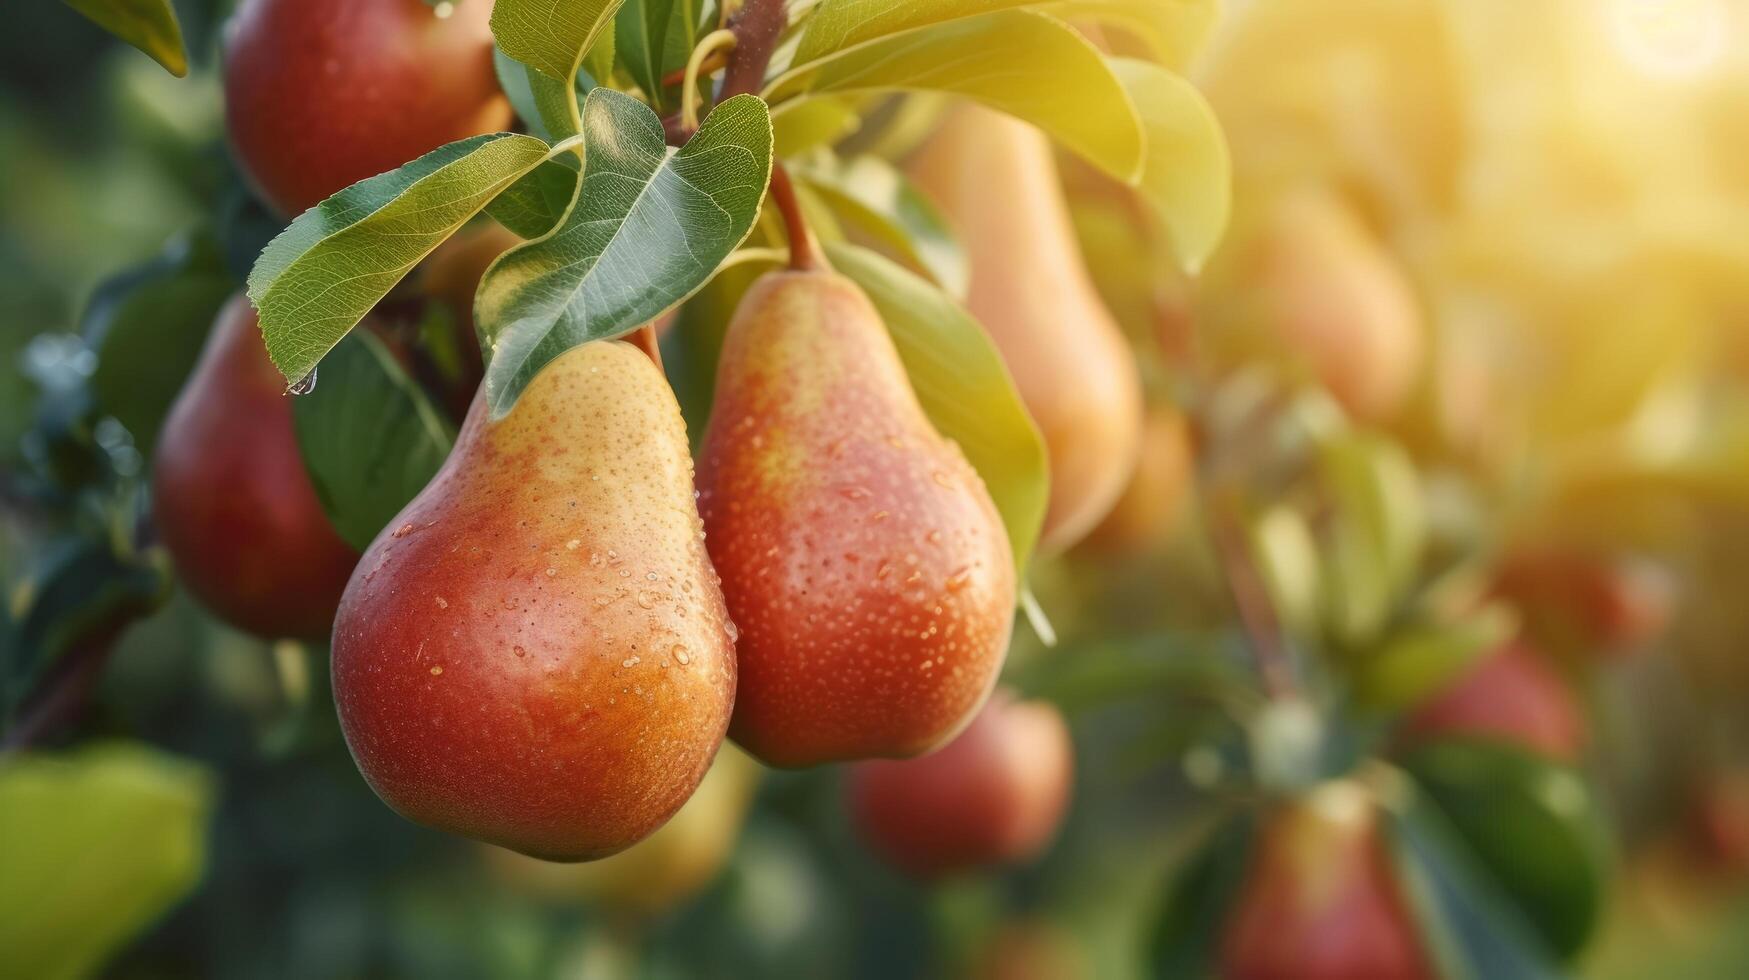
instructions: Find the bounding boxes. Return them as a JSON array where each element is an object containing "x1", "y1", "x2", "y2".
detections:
[
  {"x1": 332, "y1": 341, "x2": 736, "y2": 862},
  {"x1": 1080, "y1": 405, "x2": 1195, "y2": 554},
  {"x1": 911, "y1": 105, "x2": 1144, "y2": 553}
]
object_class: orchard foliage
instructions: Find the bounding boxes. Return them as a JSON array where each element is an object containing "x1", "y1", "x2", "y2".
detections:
[{"x1": 7, "y1": 0, "x2": 1749, "y2": 978}]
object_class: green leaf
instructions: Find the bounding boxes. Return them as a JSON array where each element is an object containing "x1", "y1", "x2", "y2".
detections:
[
  {"x1": 3, "y1": 538, "x2": 169, "y2": 723},
  {"x1": 60, "y1": 0, "x2": 188, "y2": 77},
  {"x1": 1247, "y1": 504, "x2": 1322, "y2": 642},
  {"x1": 794, "y1": 154, "x2": 969, "y2": 298},
  {"x1": 490, "y1": 0, "x2": 625, "y2": 84},
  {"x1": 1402, "y1": 740, "x2": 1611, "y2": 960},
  {"x1": 828, "y1": 243, "x2": 1049, "y2": 572},
  {"x1": 1147, "y1": 812, "x2": 1253, "y2": 979},
  {"x1": 493, "y1": 49, "x2": 589, "y2": 142},
  {"x1": 1107, "y1": 57, "x2": 1230, "y2": 272},
  {"x1": 615, "y1": 0, "x2": 677, "y2": 102},
  {"x1": 1321, "y1": 433, "x2": 1425, "y2": 644},
  {"x1": 0, "y1": 743, "x2": 212, "y2": 980},
  {"x1": 476, "y1": 90, "x2": 772, "y2": 417},
  {"x1": 772, "y1": 97, "x2": 863, "y2": 158},
  {"x1": 1387, "y1": 779, "x2": 1570, "y2": 980},
  {"x1": 247, "y1": 133, "x2": 551, "y2": 388},
  {"x1": 794, "y1": 0, "x2": 1215, "y2": 69},
  {"x1": 484, "y1": 160, "x2": 580, "y2": 239},
  {"x1": 291, "y1": 332, "x2": 456, "y2": 551},
  {"x1": 82, "y1": 231, "x2": 234, "y2": 454},
  {"x1": 768, "y1": 10, "x2": 1144, "y2": 185},
  {"x1": 1356, "y1": 609, "x2": 1515, "y2": 713}
]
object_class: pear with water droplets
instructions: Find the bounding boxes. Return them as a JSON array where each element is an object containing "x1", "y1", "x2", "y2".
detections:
[
  {"x1": 331, "y1": 341, "x2": 736, "y2": 861},
  {"x1": 697, "y1": 269, "x2": 1016, "y2": 768}
]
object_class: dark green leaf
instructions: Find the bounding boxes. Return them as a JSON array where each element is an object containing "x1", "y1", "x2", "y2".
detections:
[
  {"x1": 493, "y1": 49, "x2": 589, "y2": 142},
  {"x1": 1147, "y1": 813, "x2": 1253, "y2": 979},
  {"x1": 1401, "y1": 740, "x2": 1611, "y2": 959},
  {"x1": 291, "y1": 332, "x2": 456, "y2": 551},
  {"x1": 60, "y1": 0, "x2": 188, "y2": 76},
  {"x1": 476, "y1": 90, "x2": 772, "y2": 417},
  {"x1": 1386, "y1": 783, "x2": 1568, "y2": 980},
  {"x1": 615, "y1": 0, "x2": 677, "y2": 101},
  {"x1": 83, "y1": 231, "x2": 234, "y2": 453},
  {"x1": 0, "y1": 743, "x2": 212, "y2": 978},
  {"x1": 484, "y1": 160, "x2": 581, "y2": 240},
  {"x1": 247, "y1": 133, "x2": 551, "y2": 388}
]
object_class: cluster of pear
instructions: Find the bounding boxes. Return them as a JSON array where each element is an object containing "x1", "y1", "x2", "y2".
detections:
[{"x1": 155, "y1": 0, "x2": 1136, "y2": 876}]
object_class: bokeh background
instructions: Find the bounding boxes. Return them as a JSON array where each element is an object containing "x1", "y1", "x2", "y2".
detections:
[{"x1": 6, "y1": 0, "x2": 1749, "y2": 977}]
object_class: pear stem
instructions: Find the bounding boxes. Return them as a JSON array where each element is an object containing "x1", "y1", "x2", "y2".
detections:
[
  {"x1": 630, "y1": 322, "x2": 666, "y2": 373},
  {"x1": 768, "y1": 164, "x2": 816, "y2": 270}
]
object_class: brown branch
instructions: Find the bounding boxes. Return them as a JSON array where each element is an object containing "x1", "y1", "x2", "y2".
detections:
[
  {"x1": 1208, "y1": 491, "x2": 1295, "y2": 701},
  {"x1": 2, "y1": 620, "x2": 133, "y2": 753},
  {"x1": 718, "y1": 0, "x2": 788, "y2": 101}
]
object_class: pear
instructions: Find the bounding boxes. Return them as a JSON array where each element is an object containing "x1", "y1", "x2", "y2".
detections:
[
  {"x1": 1221, "y1": 780, "x2": 1434, "y2": 980},
  {"x1": 696, "y1": 269, "x2": 1015, "y2": 768},
  {"x1": 1401, "y1": 641, "x2": 1584, "y2": 761},
  {"x1": 153, "y1": 294, "x2": 358, "y2": 640},
  {"x1": 910, "y1": 104, "x2": 1143, "y2": 553},
  {"x1": 331, "y1": 341, "x2": 735, "y2": 861},
  {"x1": 848, "y1": 689, "x2": 1073, "y2": 878},
  {"x1": 1250, "y1": 188, "x2": 1423, "y2": 421},
  {"x1": 1079, "y1": 404, "x2": 1195, "y2": 554}
]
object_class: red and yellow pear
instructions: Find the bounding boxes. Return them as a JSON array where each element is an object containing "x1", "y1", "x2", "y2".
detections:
[
  {"x1": 1250, "y1": 188, "x2": 1423, "y2": 422},
  {"x1": 1220, "y1": 780, "x2": 1434, "y2": 980},
  {"x1": 847, "y1": 690, "x2": 1072, "y2": 878},
  {"x1": 224, "y1": 0, "x2": 511, "y2": 216},
  {"x1": 910, "y1": 105, "x2": 1143, "y2": 552},
  {"x1": 332, "y1": 341, "x2": 735, "y2": 860},
  {"x1": 697, "y1": 268, "x2": 1015, "y2": 768},
  {"x1": 153, "y1": 295, "x2": 358, "y2": 640}
]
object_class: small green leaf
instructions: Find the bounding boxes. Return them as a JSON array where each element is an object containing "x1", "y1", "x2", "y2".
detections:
[
  {"x1": 794, "y1": 154, "x2": 969, "y2": 298},
  {"x1": 1247, "y1": 504, "x2": 1322, "y2": 641},
  {"x1": 0, "y1": 743, "x2": 212, "y2": 980},
  {"x1": 490, "y1": 0, "x2": 625, "y2": 83},
  {"x1": 291, "y1": 332, "x2": 456, "y2": 551},
  {"x1": 1402, "y1": 740, "x2": 1611, "y2": 960},
  {"x1": 60, "y1": 0, "x2": 188, "y2": 77},
  {"x1": 1147, "y1": 812, "x2": 1253, "y2": 978},
  {"x1": 477, "y1": 90, "x2": 772, "y2": 417},
  {"x1": 82, "y1": 231, "x2": 234, "y2": 453},
  {"x1": 768, "y1": 10, "x2": 1144, "y2": 185},
  {"x1": 493, "y1": 49, "x2": 589, "y2": 142},
  {"x1": 1107, "y1": 57, "x2": 1230, "y2": 272},
  {"x1": 1356, "y1": 609, "x2": 1515, "y2": 713},
  {"x1": 484, "y1": 160, "x2": 580, "y2": 239},
  {"x1": 828, "y1": 243, "x2": 1049, "y2": 572},
  {"x1": 1321, "y1": 433, "x2": 1425, "y2": 644},
  {"x1": 247, "y1": 133, "x2": 551, "y2": 388}
]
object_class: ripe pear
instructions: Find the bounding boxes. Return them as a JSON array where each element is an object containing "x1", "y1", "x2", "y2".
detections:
[
  {"x1": 848, "y1": 690, "x2": 1072, "y2": 879},
  {"x1": 1492, "y1": 547, "x2": 1674, "y2": 660},
  {"x1": 224, "y1": 0, "x2": 511, "y2": 216},
  {"x1": 696, "y1": 269, "x2": 1015, "y2": 767},
  {"x1": 481, "y1": 745, "x2": 761, "y2": 915},
  {"x1": 1221, "y1": 780, "x2": 1434, "y2": 980},
  {"x1": 910, "y1": 104, "x2": 1143, "y2": 553},
  {"x1": 1402, "y1": 641, "x2": 1584, "y2": 762},
  {"x1": 1079, "y1": 404, "x2": 1195, "y2": 554},
  {"x1": 1251, "y1": 189, "x2": 1423, "y2": 421},
  {"x1": 331, "y1": 341, "x2": 735, "y2": 861},
  {"x1": 153, "y1": 294, "x2": 359, "y2": 640}
]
